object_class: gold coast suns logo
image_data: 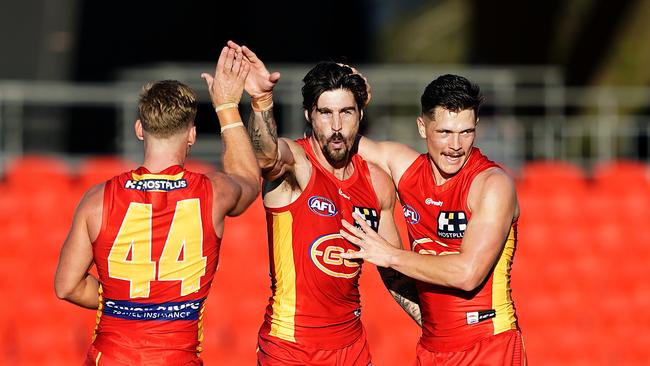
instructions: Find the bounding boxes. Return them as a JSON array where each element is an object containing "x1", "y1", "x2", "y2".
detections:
[{"x1": 310, "y1": 234, "x2": 360, "y2": 278}]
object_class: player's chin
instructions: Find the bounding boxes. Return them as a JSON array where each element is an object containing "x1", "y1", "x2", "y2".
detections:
[{"x1": 326, "y1": 148, "x2": 348, "y2": 162}]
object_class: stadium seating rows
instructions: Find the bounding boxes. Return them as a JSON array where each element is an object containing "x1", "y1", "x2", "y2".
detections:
[{"x1": 0, "y1": 156, "x2": 648, "y2": 365}]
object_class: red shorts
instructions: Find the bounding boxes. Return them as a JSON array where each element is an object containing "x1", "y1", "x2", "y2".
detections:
[
  {"x1": 257, "y1": 328, "x2": 372, "y2": 366},
  {"x1": 84, "y1": 343, "x2": 203, "y2": 366},
  {"x1": 415, "y1": 330, "x2": 526, "y2": 366}
]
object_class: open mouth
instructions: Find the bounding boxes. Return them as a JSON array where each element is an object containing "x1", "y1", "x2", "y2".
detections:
[
  {"x1": 328, "y1": 133, "x2": 345, "y2": 149},
  {"x1": 443, "y1": 153, "x2": 464, "y2": 163}
]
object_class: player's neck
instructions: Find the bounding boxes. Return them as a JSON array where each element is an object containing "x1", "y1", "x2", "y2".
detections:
[
  {"x1": 309, "y1": 137, "x2": 354, "y2": 181},
  {"x1": 142, "y1": 141, "x2": 188, "y2": 173}
]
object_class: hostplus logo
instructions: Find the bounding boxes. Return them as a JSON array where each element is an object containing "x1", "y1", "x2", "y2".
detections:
[
  {"x1": 125, "y1": 179, "x2": 187, "y2": 192},
  {"x1": 437, "y1": 211, "x2": 467, "y2": 239}
]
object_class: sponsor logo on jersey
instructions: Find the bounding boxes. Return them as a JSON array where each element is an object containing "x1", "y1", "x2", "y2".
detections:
[
  {"x1": 466, "y1": 309, "x2": 496, "y2": 325},
  {"x1": 437, "y1": 211, "x2": 467, "y2": 239},
  {"x1": 125, "y1": 178, "x2": 188, "y2": 192},
  {"x1": 353, "y1": 206, "x2": 379, "y2": 232},
  {"x1": 310, "y1": 233, "x2": 361, "y2": 278},
  {"x1": 338, "y1": 188, "x2": 351, "y2": 200},
  {"x1": 103, "y1": 298, "x2": 204, "y2": 321},
  {"x1": 308, "y1": 196, "x2": 338, "y2": 217},
  {"x1": 425, "y1": 198, "x2": 443, "y2": 206},
  {"x1": 402, "y1": 204, "x2": 420, "y2": 225}
]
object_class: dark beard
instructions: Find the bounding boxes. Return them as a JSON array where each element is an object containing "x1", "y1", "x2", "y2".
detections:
[{"x1": 320, "y1": 132, "x2": 348, "y2": 165}]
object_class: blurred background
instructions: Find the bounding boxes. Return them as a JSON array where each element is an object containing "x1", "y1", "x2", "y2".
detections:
[{"x1": 1, "y1": 0, "x2": 649, "y2": 364}]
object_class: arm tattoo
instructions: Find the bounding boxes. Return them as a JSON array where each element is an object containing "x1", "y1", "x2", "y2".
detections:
[
  {"x1": 261, "y1": 109, "x2": 278, "y2": 145},
  {"x1": 247, "y1": 108, "x2": 278, "y2": 155},
  {"x1": 378, "y1": 267, "x2": 422, "y2": 326},
  {"x1": 247, "y1": 112, "x2": 263, "y2": 153}
]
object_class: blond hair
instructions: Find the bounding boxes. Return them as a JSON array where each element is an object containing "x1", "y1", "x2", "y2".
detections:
[{"x1": 138, "y1": 80, "x2": 197, "y2": 138}]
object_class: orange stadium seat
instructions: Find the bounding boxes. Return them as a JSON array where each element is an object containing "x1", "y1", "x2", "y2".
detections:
[
  {"x1": 4, "y1": 155, "x2": 72, "y2": 190},
  {"x1": 517, "y1": 160, "x2": 589, "y2": 230},
  {"x1": 518, "y1": 160, "x2": 588, "y2": 192},
  {"x1": 76, "y1": 155, "x2": 137, "y2": 191},
  {"x1": 592, "y1": 160, "x2": 650, "y2": 191}
]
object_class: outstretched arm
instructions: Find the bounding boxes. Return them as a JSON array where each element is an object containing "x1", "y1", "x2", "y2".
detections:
[
  {"x1": 227, "y1": 41, "x2": 294, "y2": 181},
  {"x1": 202, "y1": 45, "x2": 260, "y2": 216},
  {"x1": 341, "y1": 168, "x2": 518, "y2": 292}
]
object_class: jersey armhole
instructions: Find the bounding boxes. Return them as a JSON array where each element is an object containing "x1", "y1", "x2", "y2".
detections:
[
  {"x1": 204, "y1": 174, "x2": 220, "y2": 240},
  {"x1": 396, "y1": 154, "x2": 426, "y2": 193},
  {"x1": 93, "y1": 179, "x2": 113, "y2": 246}
]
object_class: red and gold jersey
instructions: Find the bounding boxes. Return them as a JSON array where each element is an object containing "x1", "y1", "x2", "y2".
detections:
[
  {"x1": 398, "y1": 148, "x2": 520, "y2": 352},
  {"x1": 259, "y1": 138, "x2": 381, "y2": 349},
  {"x1": 91, "y1": 165, "x2": 219, "y2": 363}
]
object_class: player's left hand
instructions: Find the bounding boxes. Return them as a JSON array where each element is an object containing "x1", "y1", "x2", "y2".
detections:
[
  {"x1": 340, "y1": 212, "x2": 396, "y2": 268},
  {"x1": 202, "y1": 46, "x2": 250, "y2": 106}
]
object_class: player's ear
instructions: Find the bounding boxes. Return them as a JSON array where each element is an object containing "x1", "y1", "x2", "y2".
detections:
[
  {"x1": 135, "y1": 119, "x2": 145, "y2": 141},
  {"x1": 188, "y1": 124, "x2": 197, "y2": 146},
  {"x1": 416, "y1": 116, "x2": 427, "y2": 139},
  {"x1": 360, "y1": 109, "x2": 364, "y2": 120},
  {"x1": 304, "y1": 110, "x2": 310, "y2": 123}
]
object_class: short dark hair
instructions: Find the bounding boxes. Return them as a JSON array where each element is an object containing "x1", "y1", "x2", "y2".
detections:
[
  {"x1": 302, "y1": 61, "x2": 369, "y2": 114},
  {"x1": 421, "y1": 74, "x2": 484, "y2": 118}
]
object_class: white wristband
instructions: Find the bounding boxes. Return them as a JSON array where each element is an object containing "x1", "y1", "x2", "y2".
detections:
[
  {"x1": 220, "y1": 121, "x2": 244, "y2": 133},
  {"x1": 214, "y1": 102, "x2": 238, "y2": 112}
]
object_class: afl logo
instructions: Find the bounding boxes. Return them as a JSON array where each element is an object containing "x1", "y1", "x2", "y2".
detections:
[
  {"x1": 310, "y1": 234, "x2": 361, "y2": 279},
  {"x1": 403, "y1": 205, "x2": 420, "y2": 224},
  {"x1": 308, "y1": 196, "x2": 338, "y2": 217}
]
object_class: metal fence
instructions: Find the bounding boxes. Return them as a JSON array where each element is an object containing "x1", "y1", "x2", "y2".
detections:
[{"x1": 1, "y1": 64, "x2": 649, "y2": 175}]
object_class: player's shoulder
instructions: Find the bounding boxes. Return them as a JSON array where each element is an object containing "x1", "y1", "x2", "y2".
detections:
[
  {"x1": 471, "y1": 166, "x2": 516, "y2": 196},
  {"x1": 76, "y1": 182, "x2": 105, "y2": 218},
  {"x1": 204, "y1": 171, "x2": 240, "y2": 195},
  {"x1": 367, "y1": 161, "x2": 396, "y2": 204},
  {"x1": 283, "y1": 137, "x2": 308, "y2": 161}
]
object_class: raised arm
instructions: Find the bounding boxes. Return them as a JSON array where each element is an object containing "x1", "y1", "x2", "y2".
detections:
[
  {"x1": 368, "y1": 164, "x2": 421, "y2": 326},
  {"x1": 202, "y1": 45, "x2": 260, "y2": 216},
  {"x1": 341, "y1": 168, "x2": 518, "y2": 292},
  {"x1": 54, "y1": 184, "x2": 103, "y2": 309},
  {"x1": 227, "y1": 41, "x2": 296, "y2": 181}
]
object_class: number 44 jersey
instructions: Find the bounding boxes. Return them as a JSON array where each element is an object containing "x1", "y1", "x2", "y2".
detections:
[{"x1": 91, "y1": 165, "x2": 219, "y2": 364}]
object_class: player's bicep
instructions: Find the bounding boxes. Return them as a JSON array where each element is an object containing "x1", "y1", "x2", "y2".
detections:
[
  {"x1": 209, "y1": 172, "x2": 245, "y2": 220},
  {"x1": 460, "y1": 172, "x2": 516, "y2": 278},
  {"x1": 55, "y1": 189, "x2": 100, "y2": 297},
  {"x1": 262, "y1": 138, "x2": 297, "y2": 181}
]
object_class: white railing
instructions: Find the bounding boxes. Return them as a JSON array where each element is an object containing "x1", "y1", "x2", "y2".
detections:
[{"x1": 1, "y1": 64, "x2": 649, "y2": 175}]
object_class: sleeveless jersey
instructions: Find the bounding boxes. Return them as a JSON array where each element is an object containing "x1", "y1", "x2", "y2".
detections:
[
  {"x1": 259, "y1": 138, "x2": 381, "y2": 349},
  {"x1": 91, "y1": 165, "x2": 219, "y2": 364},
  {"x1": 397, "y1": 147, "x2": 520, "y2": 352}
]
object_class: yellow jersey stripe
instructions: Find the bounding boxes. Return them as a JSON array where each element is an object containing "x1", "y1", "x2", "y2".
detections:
[
  {"x1": 92, "y1": 285, "x2": 104, "y2": 342},
  {"x1": 197, "y1": 301, "x2": 205, "y2": 355},
  {"x1": 491, "y1": 225, "x2": 517, "y2": 333},
  {"x1": 269, "y1": 212, "x2": 297, "y2": 342}
]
